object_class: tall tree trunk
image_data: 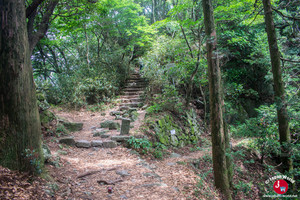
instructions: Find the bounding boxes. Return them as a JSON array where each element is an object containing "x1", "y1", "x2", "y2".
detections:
[
  {"x1": 262, "y1": 0, "x2": 293, "y2": 172},
  {"x1": 0, "y1": 0, "x2": 43, "y2": 172},
  {"x1": 202, "y1": 0, "x2": 232, "y2": 199}
]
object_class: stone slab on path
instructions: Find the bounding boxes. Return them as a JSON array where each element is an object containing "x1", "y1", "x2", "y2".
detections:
[
  {"x1": 102, "y1": 140, "x2": 118, "y2": 148},
  {"x1": 111, "y1": 135, "x2": 131, "y2": 142},
  {"x1": 75, "y1": 140, "x2": 91, "y2": 148},
  {"x1": 59, "y1": 137, "x2": 75, "y2": 146},
  {"x1": 91, "y1": 140, "x2": 103, "y2": 147},
  {"x1": 62, "y1": 122, "x2": 83, "y2": 132}
]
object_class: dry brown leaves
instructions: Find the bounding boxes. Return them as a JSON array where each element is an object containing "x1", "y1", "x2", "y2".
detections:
[{"x1": 0, "y1": 166, "x2": 50, "y2": 200}]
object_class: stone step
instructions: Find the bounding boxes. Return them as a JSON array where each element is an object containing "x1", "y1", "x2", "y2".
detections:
[
  {"x1": 73, "y1": 140, "x2": 118, "y2": 148},
  {"x1": 123, "y1": 88, "x2": 145, "y2": 92},
  {"x1": 120, "y1": 102, "x2": 142, "y2": 108},
  {"x1": 122, "y1": 91, "x2": 145, "y2": 96},
  {"x1": 124, "y1": 84, "x2": 147, "y2": 88},
  {"x1": 126, "y1": 78, "x2": 148, "y2": 83},
  {"x1": 121, "y1": 98, "x2": 143, "y2": 103},
  {"x1": 111, "y1": 135, "x2": 131, "y2": 142},
  {"x1": 120, "y1": 95, "x2": 141, "y2": 99},
  {"x1": 127, "y1": 78, "x2": 147, "y2": 81}
]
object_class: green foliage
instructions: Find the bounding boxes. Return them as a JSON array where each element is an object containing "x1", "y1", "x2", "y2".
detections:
[
  {"x1": 146, "y1": 85, "x2": 184, "y2": 114},
  {"x1": 127, "y1": 137, "x2": 152, "y2": 154},
  {"x1": 55, "y1": 124, "x2": 69, "y2": 137},
  {"x1": 73, "y1": 76, "x2": 118, "y2": 106},
  {"x1": 234, "y1": 181, "x2": 253, "y2": 197},
  {"x1": 23, "y1": 148, "x2": 43, "y2": 175}
]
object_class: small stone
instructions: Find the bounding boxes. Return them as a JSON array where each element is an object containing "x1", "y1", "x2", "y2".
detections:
[
  {"x1": 75, "y1": 140, "x2": 91, "y2": 148},
  {"x1": 173, "y1": 187, "x2": 180, "y2": 192},
  {"x1": 120, "y1": 195, "x2": 128, "y2": 199},
  {"x1": 167, "y1": 162, "x2": 176, "y2": 166},
  {"x1": 170, "y1": 153, "x2": 181, "y2": 158},
  {"x1": 116, "y1": 170, "x2": 130, "y2": 177},
  {"x1": 149, "y1": 164, "x2": 157, "y2": 170},
  {"x1": 129, "y1": 150, "x2": 139, "y2": 155},
  {"x1": 59, "y1": 137, "x2": 75, "y2": 146},
  {"x1": 91, "y1": 140, "x2": 103, "y2": 147},
  {"x1": 143, "y1": 173, "x2": 160, "y2": 178},
  {"x1": 101, "y1": 113, "x2": 106, "y2": 116},
  {"x1": 84, "y1": 191, "x2": 92, "y2": 196},
  {"x1": 93, "y1": 147, "x2": 100, "y2": 151},
  {"x1": 102, "y1": 140, "x2": 117, "y2": 148},
  {"x1": 90, "y1": 126, "x2": 97, "y2": 130}
]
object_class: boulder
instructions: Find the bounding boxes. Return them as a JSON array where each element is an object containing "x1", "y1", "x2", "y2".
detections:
[
  {"x1": 62, "y1": 122, "x2": 83, "y2": 132},
  {"x1": 109, "y1": 122, "x2": 120, "y2": 130},
  {"x1": 100, "y1": 120, "x2": 120, "y2": 130},
  {"x1": 75, "y1": 140, "x2": 91, "y2": 148},
  {"x1": 59, "y1": 137, "x2": 75, "y2": 146},
  {"x1": 93, "y1": 129, "x2": 108, "y2": 137},
  {"x1": 102, "y1": 140, "x2": 117, "y2": 148}
]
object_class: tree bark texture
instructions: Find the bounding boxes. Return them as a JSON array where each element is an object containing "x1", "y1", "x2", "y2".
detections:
[
  {"x1": 202, "y1": 0, "x2": 232, "y2": 199},
  {"x1": 0, "y1": 0, "x2": 43, "y2": 172},
  {"x1": 262, "y1": 0, "x2": 293, "y2": 172}
]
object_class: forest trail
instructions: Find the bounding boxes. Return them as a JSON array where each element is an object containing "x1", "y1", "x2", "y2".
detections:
[{"x1": 45, "y1": 71, "x2": 212, "y2": 200}]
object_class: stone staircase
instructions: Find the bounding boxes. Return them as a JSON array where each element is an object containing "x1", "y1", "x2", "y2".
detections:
[
  {"x1": 58, "y1": 71, "x2": 148, "y2": 149},
  {"x1": 120, "y1": 72, "x2": 147, "y2": 108},
  {"x1": 119, "y1": 72, "x2": 148, "y2": 108}
]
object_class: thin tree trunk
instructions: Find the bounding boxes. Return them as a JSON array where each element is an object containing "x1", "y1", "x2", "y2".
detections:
[
  {"x1": 152, "y1": 0, "x2": 156, "y2": 23},
  {"x1": 202, "y1": 0, "x2": 232, "y2": 199},
  {"x1": 262, "y1": 0, "x2": 293, "y2": 172},
  {"x1": 84, "y1": 24, "x2": 90, "y2": 68},
  {"x1": 0, "y1": 0, "x2": 43, "y2": 172}
]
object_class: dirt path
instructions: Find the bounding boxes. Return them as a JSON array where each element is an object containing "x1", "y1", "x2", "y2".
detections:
[{"x1": 44, "y1": 104, "x2": 214, "y2": 200}]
